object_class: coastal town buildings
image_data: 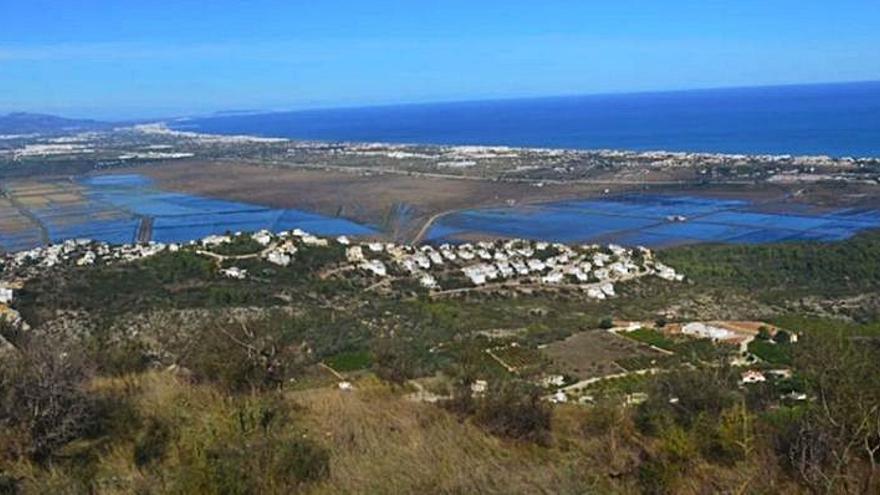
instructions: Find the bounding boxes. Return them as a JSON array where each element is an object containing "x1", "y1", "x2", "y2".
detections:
[{"x1": 1, "y1": 230, "x2": 684, "y2": 312}]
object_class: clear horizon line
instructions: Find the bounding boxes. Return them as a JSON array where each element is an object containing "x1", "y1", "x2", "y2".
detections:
[
  {"x1": 196, "y1": 78, "x2": 880, "y2": 119},
  {"x1": 4, "y1": 78, "x2": 879, "y2": 123}
]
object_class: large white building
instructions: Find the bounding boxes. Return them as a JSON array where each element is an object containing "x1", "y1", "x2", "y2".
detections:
[{"x1": 681, "y1": 322, "x2": 734, "y2": 341}]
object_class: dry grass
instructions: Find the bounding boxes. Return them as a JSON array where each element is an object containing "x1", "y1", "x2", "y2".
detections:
[
  {"x1": 124, "y1": 161, "x2": 611, "y2": 239},
  {"x1": 2, "y1": 372, "x2": 603, "y2": 494},
  {"x1": 293, "y1": 377, "x2": 604, "y2": 494},
  {"x1": 3, "y1": 371, "x2": 797, "y2": 494}
]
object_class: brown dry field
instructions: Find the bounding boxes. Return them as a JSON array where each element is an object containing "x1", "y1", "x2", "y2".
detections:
[
  {"x1": 543, "y1": 330, "x2": 661, "y2": 380},
  {"x1": 106, "y1": 160, "x2": 621, "y2": 240},
  {"x1": 673, "y1": 182, "x2": 880, "y2": 211},
  {"x1": 0, "y1": 209, "x2": 31, "y2": 232},
  {"x1": 93, "y1": 160, "x2": 880, "y2": 242}
]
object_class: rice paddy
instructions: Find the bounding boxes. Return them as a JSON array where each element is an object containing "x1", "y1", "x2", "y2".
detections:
[
  {"x1": 428, "y1": 194, "x2": 880, "y2": 247},
  {"x1": 0, "y1": 174, "x2": 376, "y2": 252}
]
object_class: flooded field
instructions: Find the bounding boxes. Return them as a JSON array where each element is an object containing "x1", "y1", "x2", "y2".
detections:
[
  {"x1": 4, "y1": 173, "x2": 880, "y2": 253},
  {"x1": 427, "y1": 195, "x2": 880, "y2": 247},
  {"x1": 0, "y1": 174, "x2": 376, "y2": 252}
]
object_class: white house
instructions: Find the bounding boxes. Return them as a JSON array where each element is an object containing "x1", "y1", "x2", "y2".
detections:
[
  {"x1": 346, "y1": 246, "x2": 365, "y2": 262},
  {"x1": 251, "y1": 230, "x2": 273, "y2": 246},
  {"x1": 201, "y1": 234, "x2": 231, "y2": 247},
  {"x1": 587, "y1": 287, "x2": 606, "y2": 300},
  {"x1": 359, "y1": 260, "x2": 387, "y2": 277},
  {"x1": 0, "y1": 287, "x2": 13, "y2": 304},
  {"x1": 682, "y1": 322, "x2": 734, "y2": 341},
  {"x1": 266, "y1": 251, "x2": 292, "y2": 267},
  {"x1": 301, "y1": 235, "x2": 328, "y2": 246},
  {"x1": 419, "y1": 274, "x2": 439, "y2": 289},
  {"x1": 221, "y1": 267, "x2": 247, "y2": 279},
  {"x1": 471, "y1": 380, "x2": 488, "y2": 395},
  {"x1": 77, "y1": 251, "x2": 96, "y2": 266},
  {"x1": 741, "y1": 370, "x2": 767, "y2": 384},
  {"x1": 541, "y1": 374, "x2": 566, "y2": 387},
  {"x1": 527, "y1": 259, "x2": 547, "y2": 272}
]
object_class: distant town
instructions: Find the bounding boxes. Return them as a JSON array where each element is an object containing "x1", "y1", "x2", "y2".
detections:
[{"x1": 3, "y1": 121, "x2": 879, "y2": 187}]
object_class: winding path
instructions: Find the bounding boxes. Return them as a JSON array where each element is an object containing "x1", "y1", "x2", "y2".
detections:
[{"x1": 410, "y1": 210, "x2": 455, "y2": 245}]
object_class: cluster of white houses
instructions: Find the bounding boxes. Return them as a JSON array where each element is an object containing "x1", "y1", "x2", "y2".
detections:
[
  {"x1": 1, "y1": 230, "x2": 684, "y2": 309},
  {"x1": 2, "y1": 238, "x2": 174, "y2": 276},
  {"x1": 345, "y1": 238, "x2": 682, "y2": 296}
]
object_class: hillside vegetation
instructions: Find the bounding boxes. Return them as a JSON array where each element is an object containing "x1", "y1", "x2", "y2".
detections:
[{"x1": 2, "y1": 233, "x2": 880, "y2": 493}]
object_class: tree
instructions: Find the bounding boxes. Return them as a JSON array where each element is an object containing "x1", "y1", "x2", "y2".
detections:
[
  {"x1": 473, "y1": 380, "x2": 552, "y2": 445},
  {"x1": 0, "y1": 336, "x2": 99, "y2": 462},
  {"x1": 639, "y1": 368, "x2": 740, "y2": 431},
  {"x1": 371, "y1": 336, "x2": 429, "y2": 385},
  {"x1": 181, "y1": 318, "x2": 306, "y2": 392},
  {"x1": 787, "y1": 330, "x2": 880, "y2": 493},
  {"x1": 772, "y1": 329, "x2": 792, "y2": 344}
]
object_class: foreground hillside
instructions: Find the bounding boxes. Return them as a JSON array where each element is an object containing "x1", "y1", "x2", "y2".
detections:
[
  {"x1": 1, "y1": 233, "x2": 880, "y2": 493},
  {"x1": 2, "y1": 328, "x2": 877, "y2": 494}
]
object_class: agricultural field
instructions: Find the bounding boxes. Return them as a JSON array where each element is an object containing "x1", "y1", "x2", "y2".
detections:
[
  {"x1": 489, "y1": 344, "x2": 547, "y2": 374},
  {"x1": 542, "y1": 329, "x2": 663, "y2": 379}
]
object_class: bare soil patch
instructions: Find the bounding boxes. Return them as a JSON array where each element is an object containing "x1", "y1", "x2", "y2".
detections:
[{"x1": 543, "y1": 330, "x2": 662, "y2": 380}]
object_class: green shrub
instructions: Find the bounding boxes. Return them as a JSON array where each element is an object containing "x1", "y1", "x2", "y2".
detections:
[
  {"x1": 772, "y1": 329, "x2": 792, "y2": 344},
  {"x1": 0, "y1": 472, "x2": 18, "y2": 495},
  {"x1": 181, "y1": 318, "x2": 307, "y2": 392},
  {"x1": 636, "y1": 369, "x2": 739, "y2": 433},
  {"x1": 142, "y1": 251, "x2": 214, "y2": 284},
  {"x1": 748, "y1": 340, "x2": 792, "y2": 365},
  {"x1": 598, "y1": 317, "x2": 614, "y2": 330},
  {"x1": 325, "y1": 350, "x2": 372, "y2": 372},
  {"x1": 639, "y1": 424, "x2": 701, "y2": 494},
  {"x1": 134, "y1": 417, "x2": 172, "y2": 467},
  {"x1": 199, "y1": 444, "x2": 256, "y2": 495},
  {"x1": 84, "y1": 332, "x2": 152, "y2": 376},
  {"x1": 624, "y1": 329, "x2": 675, "y2": 350},
  {"x1": 210, "y1": 236, "x2": 263, "y2": 256},
  {"x1": 273, "y1": 438, "x2": 331, "y2": 485},
  {"x1": 371, "y1": 337, "x2": 434, "y2": 384},
  {"x1": 473, "y1": 381, "x2": 552, "y2": 445}
]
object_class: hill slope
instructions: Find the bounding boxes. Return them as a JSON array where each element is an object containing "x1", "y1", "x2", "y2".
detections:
[{"x1": 0, "y1": 112, "x2": 111, "y2": 134}]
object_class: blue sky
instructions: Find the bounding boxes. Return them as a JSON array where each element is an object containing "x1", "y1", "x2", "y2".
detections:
[{"x1": 1, "y1": 0, "x2": 879, "y2": 120}]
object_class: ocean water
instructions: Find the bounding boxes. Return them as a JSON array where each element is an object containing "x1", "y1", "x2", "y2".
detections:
[
  {"x1": 427, "y1": 195, "x2": 880, "y2": 248},
  {"x1": 175, "y1": 81, "x2": 880, "y2": 157}
]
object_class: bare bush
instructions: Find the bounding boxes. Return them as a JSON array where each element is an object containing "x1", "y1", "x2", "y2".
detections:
[
  {"x1": 0, "y1": 336, "x2": 98, "y2": 462},
  {"x1": 473, "y1": 380, "x2": 552, "y2": 445}
]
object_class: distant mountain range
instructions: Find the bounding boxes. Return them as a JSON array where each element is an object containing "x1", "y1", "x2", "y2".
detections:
[{"x1": 0, "y1": 112, "x2": 112, "y2": 134}]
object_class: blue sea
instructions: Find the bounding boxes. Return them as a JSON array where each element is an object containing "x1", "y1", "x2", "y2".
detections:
[
  {"x1": 175, "y1": 81, "x2": 880, "y2": 157},
  {"x1": 5, "y1": 83, "x2": 880, "y2": 252}
]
